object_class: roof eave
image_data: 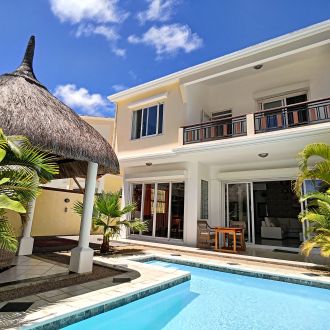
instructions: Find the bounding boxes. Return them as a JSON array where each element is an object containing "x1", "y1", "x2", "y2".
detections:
[{"x1": 108, "y1": 19, "x2": 330, "y2": 103}]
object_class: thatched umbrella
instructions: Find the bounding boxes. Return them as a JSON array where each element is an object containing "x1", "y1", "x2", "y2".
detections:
[
  {"x1": 0, "y1": 36, "x2": 119, "y2": 178},
  {"x1": 0, "y1": 36, "x2": 119, "y2": 273}
]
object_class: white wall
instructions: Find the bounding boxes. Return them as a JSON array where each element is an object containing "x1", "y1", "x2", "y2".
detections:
[{"x1": 203, "y1": 48, "x2": 330, "y2": 117}]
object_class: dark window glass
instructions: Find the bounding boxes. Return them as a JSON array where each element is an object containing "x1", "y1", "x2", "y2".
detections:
[
  {"x1": 170, "y1": 182, "x2": 185, "y2": 239},
  {"x1": 201, "y1": 180, "x2": 208, "y2": 219},
  {"x1": 147, "y1": 105, "x2": 158, "y2": 135},
  {"x1": 155, "y1": 183, "x2": 170, "y2": 238},
  {"x1": 131, "y1": 184, "x2": 142, "y2": 234},
  {"x1": 142, "y1": 108, "x2": 148, "y2": 137},
  {"x1": 131, "y1": 110, "x2": 142, "y2": 140},
  {"x1": 143, "y1": 184, "x2": 155, "y2": 236},
  {"x1": 158, "y1": 104, "x2": 163, "y2": 134}
]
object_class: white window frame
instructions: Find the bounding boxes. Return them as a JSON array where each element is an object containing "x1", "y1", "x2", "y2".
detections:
[
  {"x1": 131, "y1": 103, "x2": 164, "y2": 140},
  {"x1": 257, "y1": 90, "x2": 309, "y2": 111}
]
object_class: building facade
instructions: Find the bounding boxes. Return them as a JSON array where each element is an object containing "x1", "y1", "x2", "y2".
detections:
[{"x1": 109, "y1": 21, "x2": 330, "y2": 250}]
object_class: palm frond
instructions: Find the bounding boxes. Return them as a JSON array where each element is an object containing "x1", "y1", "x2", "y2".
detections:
[{"x1": 0, "y1": 215, "x2": 18, "y2": 252}]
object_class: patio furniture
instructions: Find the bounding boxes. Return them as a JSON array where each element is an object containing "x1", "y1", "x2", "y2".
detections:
[
  {"x1": 261, "y1": 217, "x2": 302, "y2": 240},
  {"x1": 229, "y1": 220, "x2": 246, "y2": 250},
  {"x1": 214, "y1": 227, "x2": 245, "y2": 253},
  {"x1": 197, "y1": 220, "x2": 215, "y2": 248}
]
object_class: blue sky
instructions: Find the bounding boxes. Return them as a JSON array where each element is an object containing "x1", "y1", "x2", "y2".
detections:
[{"x1": 0, "y1": 0, "x2": 329, "y2": 117}]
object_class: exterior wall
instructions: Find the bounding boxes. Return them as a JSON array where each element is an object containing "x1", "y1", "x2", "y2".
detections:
[
  {"x1": 81, "y1": 116, "x2": 115, "y2": 145},
  {"x1": 31, "y1": 189, "x2": 83, "y2": 236},
  {"x1": 115, "y1": 83, "x2": 185, "y2": 156},
  {"x1": 204, "y1": 48, "x2": 330, "y2": 117},
  {"x1": 114, "y1": 46, "x2": 330, "y2": 156}
]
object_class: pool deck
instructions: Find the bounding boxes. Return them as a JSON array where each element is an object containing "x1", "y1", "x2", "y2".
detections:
[{"x1": 1, "y1": 246, "x2": 330, "y2": 329}]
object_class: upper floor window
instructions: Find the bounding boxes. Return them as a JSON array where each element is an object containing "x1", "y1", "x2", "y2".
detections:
[{"x1": 131, "y1": 104, "x2": 164, "y2": 140}]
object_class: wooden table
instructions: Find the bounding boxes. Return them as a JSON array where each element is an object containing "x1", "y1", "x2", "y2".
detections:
[{"x1": 214, "y1": 227, "x2": 245, "y2": 253}]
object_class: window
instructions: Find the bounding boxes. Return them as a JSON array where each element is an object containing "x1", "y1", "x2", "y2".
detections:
[
  {"x1": 211, "y1": 109, "x2": 232, "y2": 121},
  {"x1": 130, "y1": 182, "x2": 185, "y2": 240},
  {"x1": 201, "y1": 180, "x2": 208, "y2": 219},
  {"x1": 131, "y1": 104, "x2": 164, "y2": 139},
  {"x1": 258, "y1": 92, "x2": 308, "y2": 128},
  {"x1": 259, "y1": 93, "x2": 307, "y2": 111}
]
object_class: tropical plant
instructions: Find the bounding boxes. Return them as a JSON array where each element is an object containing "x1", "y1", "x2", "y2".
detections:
[
  {"x1": 73, "y1": 191, "x2": 147, "y2": 253},
  {"x1": 294, "y1": 143, "x2": 330, "y2": 196},
  {"x1": 295, "y1": 142, "x2": 330, "y2": 257},
  {"x1": 0, "y1": 129, "x2": 58, "y2": 253}
]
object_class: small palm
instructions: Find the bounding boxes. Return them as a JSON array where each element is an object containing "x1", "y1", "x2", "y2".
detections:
[{"x1": 73, "y1": 191, "x2": 147, "y2": 253}]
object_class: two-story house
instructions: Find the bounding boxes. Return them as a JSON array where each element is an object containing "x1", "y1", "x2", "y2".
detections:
[{"x1": 109, "y1": 20, "x2": 330, "y2": 251}]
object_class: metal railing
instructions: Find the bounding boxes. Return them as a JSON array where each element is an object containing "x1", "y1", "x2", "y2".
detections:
[
  {"x1": 182, "y1": 115, "x2": 247, "y2": 145},
  {"x1": 254, "y1": 97, "x2": 330, "y2": 133}
]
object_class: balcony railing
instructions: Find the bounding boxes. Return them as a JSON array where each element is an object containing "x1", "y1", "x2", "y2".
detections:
[
  {"x1": 254, "y1": 97, "x2": 330, "y2": 133},
  {"x1": 182, "y1": 115, "x2": 246, "y2": 145},
  {"x1": 181, "y1": 98, "x2": 330, "y2": 145}
]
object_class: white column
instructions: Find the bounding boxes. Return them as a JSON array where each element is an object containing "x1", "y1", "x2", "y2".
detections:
[
  {"x1": 184, "y1": 162, "x2": 199, "y2": 246},
  {"x1": 69, "y1": 161, "x2": 98, "y2": 273},
  {"x1": 18, "y1": 199, "x2": 36, "y2": 255},
  {"x1": 119, "y1": 174, "x2": 129, "y2": 239},
  {"x1": 246, "y1": 113, "x2": 255, "y2": 136}
]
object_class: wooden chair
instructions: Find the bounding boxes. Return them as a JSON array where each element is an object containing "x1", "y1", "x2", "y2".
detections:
[
  {"x1": 197, "y1": 220, "x2": 215, "y2": 249},
  {"x1": 229, "y1": 220, "x2": 246, "y2": 250}
]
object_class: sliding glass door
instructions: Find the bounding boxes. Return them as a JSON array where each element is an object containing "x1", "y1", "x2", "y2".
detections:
[
  {"x1": 143, "y1": 184, "x2": 155, "y2": 236},
  {"x1": 155, "y1": 183, "x2": 170, "y2": 238},
  {"x1": 130, "y1": 182, "x2": 185, "y2": 240},
  {"x1": 225, "y1": 183, "x2": 254, "y2": 243}
]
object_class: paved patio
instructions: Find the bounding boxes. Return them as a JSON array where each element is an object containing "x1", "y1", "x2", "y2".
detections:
[{"x1": 0, "y1": 256, "x2": 68, "y2": 285}]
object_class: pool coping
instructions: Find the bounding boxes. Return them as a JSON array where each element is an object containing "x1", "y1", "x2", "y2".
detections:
[
  {"x1": 130, "y1": 254, "x2": 330, "y2": 290},
  {"x1": 18, "y1": 262, "x2": 190, "y2": 330}
]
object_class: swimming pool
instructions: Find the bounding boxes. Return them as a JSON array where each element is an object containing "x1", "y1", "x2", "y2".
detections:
[{"x1": 63, "y1": 260, "x2": 330, "y2": 330}]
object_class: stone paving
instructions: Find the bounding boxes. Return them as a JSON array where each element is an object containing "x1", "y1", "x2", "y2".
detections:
[
  {"x1": 0, "y1": 257, "x2": 189, "y2": 329},
  {"x1": 0, "y1": 256, "x2": 68, "y2": 285}
]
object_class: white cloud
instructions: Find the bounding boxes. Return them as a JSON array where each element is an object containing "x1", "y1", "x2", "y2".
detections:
[
  {"x1": 54, "y1": 84, "x2": 112, "y2": 116},
  {"x1": 111, "y1": 46, "x2": 126, "y2": 57},
  {"x1": 128, "y1": 24, "x2": 203, "y2": 56},
  {"x1": 112, "y1": 84, "x2": 128, "y2": 92},
  {"x1": 76, "y1": 24, "x2": 119, "y2": 41},
  {"x1": 50, "y1": 0, "x2": 128, "y2": 24},
  {"x1": 137, "y1": 0, "x2": 178, "y2": 24}
]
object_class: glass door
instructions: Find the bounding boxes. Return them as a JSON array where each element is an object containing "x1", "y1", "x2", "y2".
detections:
[
  {"x1": 225, "y1": 183, "x2": 254, "y2": 243},
  {"x1": 130, "y1": 182, "x2": 185, "y2": 240}
]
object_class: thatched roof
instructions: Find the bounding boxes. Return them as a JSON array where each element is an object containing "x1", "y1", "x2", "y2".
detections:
[{"x1": 0, "y1": 36, "x2": 119, "y2": 179}]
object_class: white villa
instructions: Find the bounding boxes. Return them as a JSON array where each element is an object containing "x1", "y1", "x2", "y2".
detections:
[{"x1": 108, "y1": 20, "x2": 330, "y2": 251}]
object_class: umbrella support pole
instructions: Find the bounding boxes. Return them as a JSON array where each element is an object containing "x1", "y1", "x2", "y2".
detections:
[
  {"x1": 18, "y1": 199, "x2": 36, "y2": 256},
  {"x1": 69, "y1": 161, "x2": 98, "y2": 273}
]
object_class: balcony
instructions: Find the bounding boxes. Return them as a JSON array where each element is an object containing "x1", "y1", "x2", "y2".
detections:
[{"x1": 182, "y1": 98, "x2": 330, "y2": 145}]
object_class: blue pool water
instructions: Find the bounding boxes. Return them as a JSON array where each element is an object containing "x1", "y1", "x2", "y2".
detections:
[{"x1": 63, "y1": 260, "x2": 330, "y2": 330}]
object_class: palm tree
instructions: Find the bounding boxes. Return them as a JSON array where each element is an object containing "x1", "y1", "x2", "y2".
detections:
[
  {"x1": 0, "y1": 129, "x2": 58, "y2": 253},
  {"x1": 295, "y1": 142, "x2": 330, "y2": 257},
  {"x1": 73, "y1": 191, "x2": 147, "y2": 253},
  {"x1": 299, "y1": 190, "x2": 330, "y2": 257},
  {"x1": 294, "y1": 143, "x2": 330, "y2": 196}
]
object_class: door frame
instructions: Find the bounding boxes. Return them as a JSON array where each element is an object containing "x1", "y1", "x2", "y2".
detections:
[
  {"x1": 129, "y1": 181, "x2": 185, "y2": 242},
  {"x1": 223, "y1": 178, "x2": 307, "y2": 250},
  {"x1": 224, "y1": 182, "x2": 255, "y2": 244}
]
